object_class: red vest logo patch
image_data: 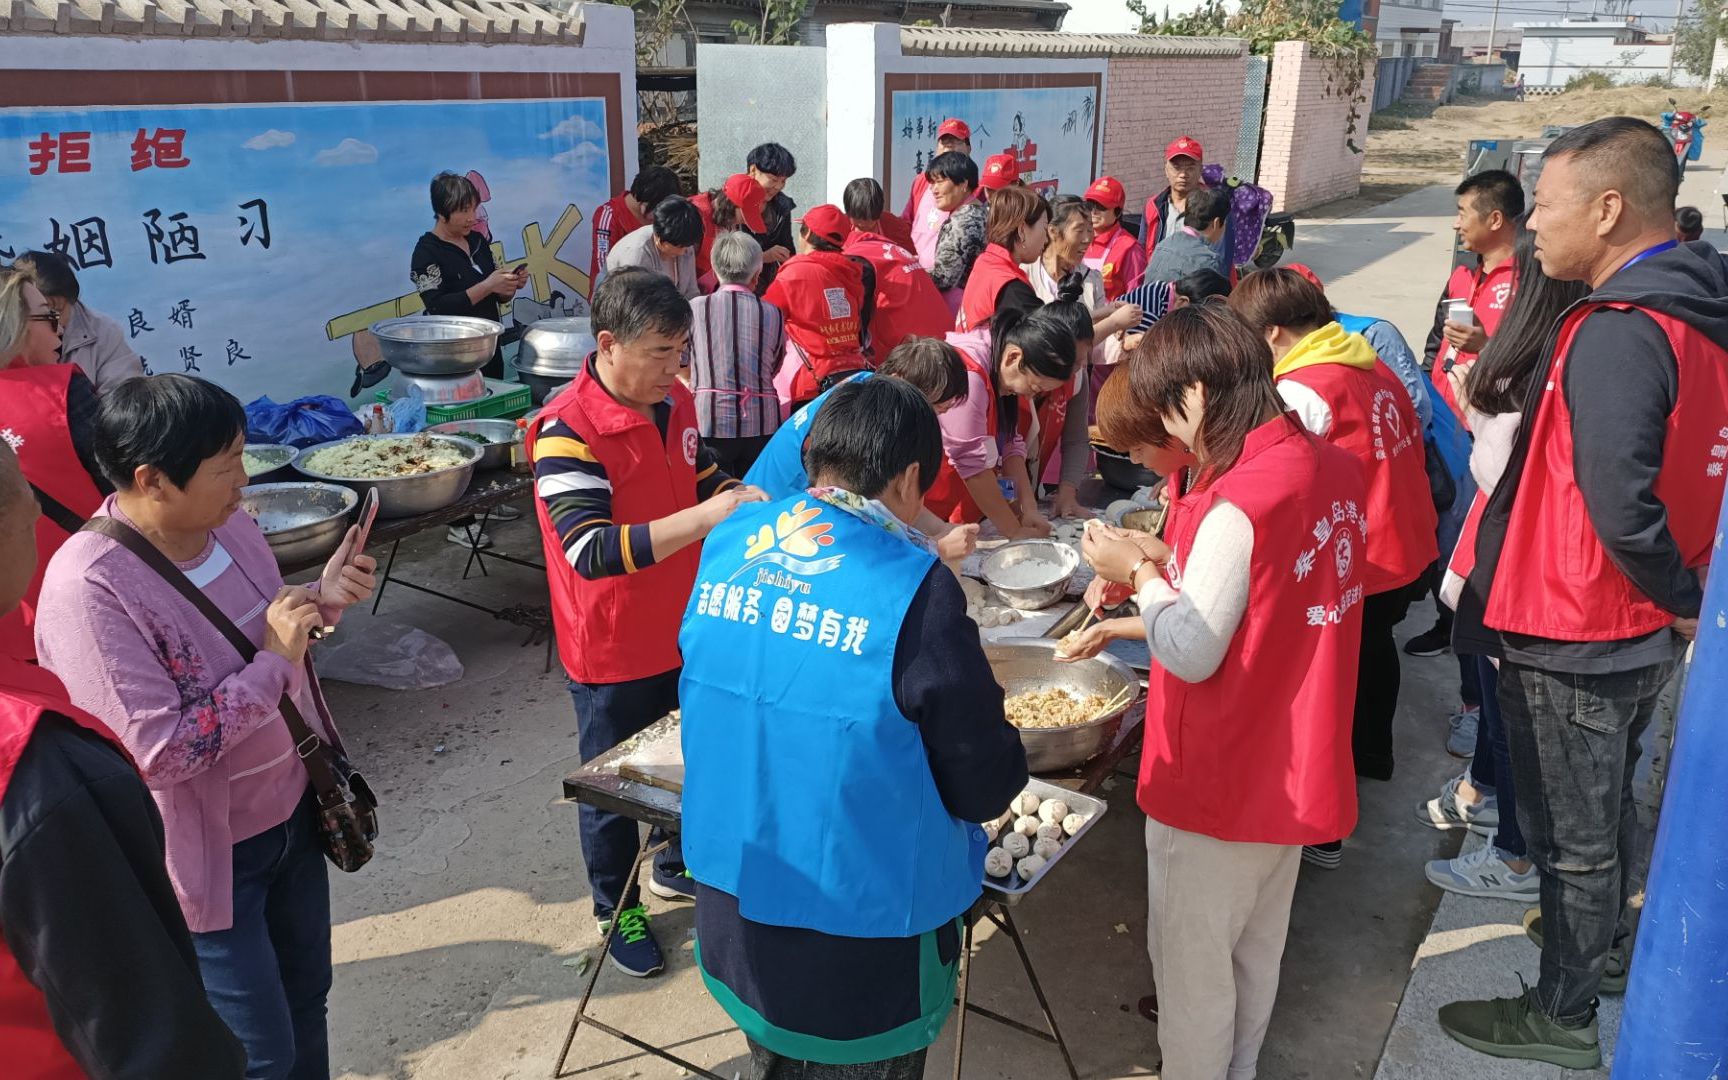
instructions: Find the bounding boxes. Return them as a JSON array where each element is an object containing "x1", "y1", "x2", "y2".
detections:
[{"x1": 683, "y1": 427, "x2": 699, "y2": 466}]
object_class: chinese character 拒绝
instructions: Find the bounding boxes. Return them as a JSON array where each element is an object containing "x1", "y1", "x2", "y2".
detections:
[
  {"x1": 131, "y1": 128, "x2": 190, "y2": 171},
  {"x1": 27, "y1": 132, "x2": 91, "y2": 176}
]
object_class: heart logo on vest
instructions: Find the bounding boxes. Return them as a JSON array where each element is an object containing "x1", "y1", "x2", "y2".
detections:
[
  {"x1": 1382, "y1": 398, "x2": 1403, "y2": 442},
  {"x1": 682, "y1": 427, "x2": 699, "y2": 466},
  {"x1": 0, "y1": 427, "x2": 22, "y2": 451},
  {"x1": 1333, "y1": 531, "x2": 1354, "y2": 584}
]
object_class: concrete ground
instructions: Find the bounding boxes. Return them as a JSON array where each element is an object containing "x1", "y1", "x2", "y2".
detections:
[{"x1": 321, "y1": 147, "x2": 1727, "y2": 1080}]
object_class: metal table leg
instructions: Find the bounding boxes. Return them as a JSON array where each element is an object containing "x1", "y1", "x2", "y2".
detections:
[
  {"x1": 987, "y1": 904, "x2": 1081, "y2": 1080},
  {"x1": 949, "y1": 899, "x2": 1081, "y2": 1080},
  {"x1": 951, "y1": 912, "x2": 974, "y2": 1080},
  {"x1": 371, "y1": 539, "x2": 403, "y2": 614},
  {"x1": 551, "y1": 839, "x2": 728, "y2": 1080}
]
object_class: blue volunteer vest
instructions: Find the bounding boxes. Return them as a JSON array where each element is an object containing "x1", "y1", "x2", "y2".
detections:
[
  {"x1": 742, "y1": 373, "x2": 874, "y2": 498},
  {"x1": 679, "y1": 493, "x2": 985, "y2": 938}
]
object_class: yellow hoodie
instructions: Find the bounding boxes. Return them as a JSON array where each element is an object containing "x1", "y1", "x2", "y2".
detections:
[{"x1": 1273, "y1": 321, "x2": 1379, "y2": 379}]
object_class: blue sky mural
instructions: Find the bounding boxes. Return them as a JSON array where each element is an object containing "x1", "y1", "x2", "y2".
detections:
[{"x1": 0, "y1": 97, "x2": 612, "y2": 403}]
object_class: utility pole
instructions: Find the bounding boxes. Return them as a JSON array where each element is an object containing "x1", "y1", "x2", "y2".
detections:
[
  {"x1": 1666, "y1": 0, "x2": 1683, "y2": 84},
  {"x1": 1487, "y1": 0, "x2": 1500, "y2": 64}
]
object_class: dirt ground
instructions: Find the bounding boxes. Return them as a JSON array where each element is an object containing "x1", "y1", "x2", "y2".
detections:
[{"x1": 1356, "y1": 84, "x2": 1728, "y2": 206}]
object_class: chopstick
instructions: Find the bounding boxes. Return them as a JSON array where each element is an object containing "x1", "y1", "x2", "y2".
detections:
[{"x1": 1090, "y1": 682, "x2": 1137, "y2": 722}]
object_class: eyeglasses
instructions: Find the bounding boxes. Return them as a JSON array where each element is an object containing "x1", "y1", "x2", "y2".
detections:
[{"x1": 28, "y1": 310, "x2": 61, "y2": 331}]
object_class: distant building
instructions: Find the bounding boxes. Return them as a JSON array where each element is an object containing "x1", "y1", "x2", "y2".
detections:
[
  {"x1": 1376, "y1": 0, "x2": 1443, "y2": 59},
  {"x1": 1518, "y1": 18, "x2": 1703, "y2": 90},
  {"x1": 1449, "y1": 26, "x2": 1522, "y2": 64}
]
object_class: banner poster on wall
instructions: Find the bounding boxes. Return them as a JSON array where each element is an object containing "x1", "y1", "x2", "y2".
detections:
[
  {"x1": 0, "y1": 97, "x2": 613, "y2": 404},
  {"x1": 883, "y1": 77, "x2": 1102, "y2": 213}
]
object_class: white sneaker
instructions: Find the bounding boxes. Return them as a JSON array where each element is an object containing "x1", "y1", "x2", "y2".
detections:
[
  {"x1": 447, "y1": 524, "x2": 493, "y2": 549},
  {"x1": 1416, "y1": 772, "x2": 1498, "y2": 835},
  {"x1": 1425, "y1": 836, "x2": 1539, "y2": 900},
  {"x1": 490, "y1": 503, "x2": 524, "y2": 522}
]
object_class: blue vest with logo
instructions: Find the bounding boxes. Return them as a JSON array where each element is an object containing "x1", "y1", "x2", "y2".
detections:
[
  {"x1": 679, "y1": 493, "x2": 985, "y2": 938},
  {"x1": 742, "y1": 373, "x2": 874, "y2": 498}
]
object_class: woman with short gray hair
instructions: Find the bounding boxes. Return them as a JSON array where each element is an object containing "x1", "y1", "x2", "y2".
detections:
[{"x1": 689, "y1": 231, "x2": 787, "y2": 476}]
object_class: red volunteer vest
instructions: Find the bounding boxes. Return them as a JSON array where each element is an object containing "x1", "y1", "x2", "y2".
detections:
[
  {"x1": 0, "y1": 657, "x2": 127, "y2": 1079},
  {"x1": 691, "y1": 193, "x2": 721, "y2": 281},
  {"x1": 1140, "y1": 190, "x2": 1171, "y2": 259},
  {"x1": 843, "y1": 232, "x2": 951, "y2": 359},
  {"x1": 1433, "y1": 260, "x2": 1517, "y2": 422},
  {"x1": 529, "y1": 367, "x2": 703, "y2": 683},
  {"x1": 956, "y1": 244, "x2": 1030, "y2": 333},
  {"x1": 1034, "y1": 378, "x2": 1076, "y2": 484},
  {"x1": 1139, "y1": 418, "x2": 1365, "y2": 844},
  {"x1": 763, "y1": 251, "x2": 871, "y2": 405},
  {"x1": 0, "y1": 365, "x2": 104, "y2": 661},
  {"x1": 1485, "y1": 303, "x2": 1728, "y2": 640},
  {"x1": 878, "y1": 212, "x2": 918, "y2": 256},
  {"x1": 1278, "y1": 357, "x2": 1438, "y2": 594},
  {"x1": 925, "y1": 338, "x2": 1025, "y2": 524},
  {"x1": 1085, "y1": 224, "x2": 1140, "y2": 300}
]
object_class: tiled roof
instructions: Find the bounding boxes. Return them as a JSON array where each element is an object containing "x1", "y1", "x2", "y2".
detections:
[
  {"x1": 899, "y1": 26, "x2": 1246, "y2": 57},
  {"x1": 0, "y1": 0, "x2": 587, "y2": 42}
]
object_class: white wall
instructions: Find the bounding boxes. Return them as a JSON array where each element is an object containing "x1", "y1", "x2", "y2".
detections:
[
  {"x1": 824, "y1": 22, "x2": 1109, "y2": 207},
  {"x1": 1521, "y1": 34, "x2": 1705, "y2": 87}
]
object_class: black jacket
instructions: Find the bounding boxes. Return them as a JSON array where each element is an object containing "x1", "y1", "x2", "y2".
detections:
[
  {"x1": 753, "y1": 193, "x2": 798, "y2": 295},
  {"x1": 0, "y1": 715, "x2": 245, "y2": 1078},
  {"x1": 1454, "y1": 241, "x2": 1728, "y2": 672},
  {"x1": 410, "y1": 230, "x2": 500, "y2": 321}
]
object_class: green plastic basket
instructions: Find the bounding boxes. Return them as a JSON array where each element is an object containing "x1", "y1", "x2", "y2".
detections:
[{"x1": 377, "y1": 379, "x2": 533, "y2": 423}]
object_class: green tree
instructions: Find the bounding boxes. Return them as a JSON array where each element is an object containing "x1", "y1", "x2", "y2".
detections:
[
  {"x1": 599, "y1": 0, "x2": 693, "y2": 67},
  {"x1": 1673, "y1": 0, "x2": 1727, "y2": 83},
  {"x1": 732, "y1": 0, "x2": 810, "y2": 45}
]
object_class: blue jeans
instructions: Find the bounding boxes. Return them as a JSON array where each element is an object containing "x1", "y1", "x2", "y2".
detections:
[
  {"x1": 1466, "y1": 657, "x2": 1525, "y2": 859},
  {"x1": 569, "y1": 670, "x2": 684, "y2": 919},
  {"x1": 1500, "y1": 653, "x2": 1680, "y2": 1023},
  {"x1": 193, "y1": 790, "x2": 332, "y2": 1080}
]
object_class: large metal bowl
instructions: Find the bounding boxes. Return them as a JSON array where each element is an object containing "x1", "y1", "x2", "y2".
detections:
[
  {"x1": 517, "y1": 317, "x2": 594, "y2": 379},
  {"x1": 987, "y1": 638, "x2": 1141, "y2": 772},
  {"x1": 292, "y1": 434, "x2": 481, "y2": 518},
  {"x1": 981, "y1": 540, "x2": 1081, "y2": 611},
  {"x1": 240, "y1": 482, "x2": 357, "y2": 568},
  {"x1": 370, "y1": 315, "x2": 501, "y2": 376},
  {"x1": 426, "y1": 419, "x2": 519, "y2": 471},
  {"x1": 1094, "y1": 443, "x2": 1159, "y2": 492},
  {"x1": 243, "y1": 443, "x2": 298, "y2": 484}
]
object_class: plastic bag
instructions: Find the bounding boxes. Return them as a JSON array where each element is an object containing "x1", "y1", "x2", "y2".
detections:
[
  {"x1": 313, "y1": 620, "x2": 464, "y2": 690},
  {"x1": 385, "y1": 394, "x2": 426, "y2": 434},
  {"x1": 245, "y1": 395, "x2": 366, "y2": 447}
]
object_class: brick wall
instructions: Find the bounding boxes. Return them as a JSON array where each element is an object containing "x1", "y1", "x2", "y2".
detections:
[
  {"x1": 1258, "y1": 41, "x2": 1376, "y2": 212},
  {"x1": 1099, "y1": 51, "x2": 1249, "y2": 213}
]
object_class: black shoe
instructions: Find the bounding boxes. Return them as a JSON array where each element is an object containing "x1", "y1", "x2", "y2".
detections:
[{"x1": 1404, "y1": 620, "x2": 1452, "y2": 657}]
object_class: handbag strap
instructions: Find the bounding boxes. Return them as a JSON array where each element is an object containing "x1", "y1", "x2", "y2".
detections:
[
  {"x1": 81, "y1": 516, "x2": 350, "y2": 810},
  {"x1": 29, "y1": 482, "x2": 87, "y2": 535}
]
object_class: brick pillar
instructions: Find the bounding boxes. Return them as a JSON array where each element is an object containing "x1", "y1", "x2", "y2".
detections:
[{"x1": 1258, "y1": 41, "x2": 1375, "y2": 212}]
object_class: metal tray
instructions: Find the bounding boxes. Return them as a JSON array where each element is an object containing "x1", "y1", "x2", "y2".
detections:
[{"x1": 980, "y1": 778, "x2": 1109, "y2": 903}]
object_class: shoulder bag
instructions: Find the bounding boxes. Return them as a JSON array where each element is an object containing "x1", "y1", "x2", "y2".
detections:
[{"x1": 82, "y1": 516, "x2": 379, "y2": 872}]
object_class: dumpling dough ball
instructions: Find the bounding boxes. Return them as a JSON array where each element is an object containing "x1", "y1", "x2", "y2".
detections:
[
  {"x1": 1036, "y1": 822, "x2": 1064, "y2": 844},
  {"x1": 1014, "y1": 815, "x2": 1042, "y2": 838},
  {"x1": 1000, "y1": 832, "x2": 1030, "y2": 860},
  {"x1": 984, "y1": 847, "x2": 1014, "y2": 878},
  {"x1": 1016, "y1": 853, "x2": 1047, "y2": 881},
  {"x1": 982, "y1": 819, "x2": 1003, "y2": 843},
  {"x1": 1038, "y1": 798, "x2": 1070, "y2": 825},
  {"x1": 1014, "y1": 792, "x2": 1043, "y2": 817},
  {"x1": 1061, "y1": 812, "x2": 1086, "y2": 837},
  {"x1": 1033, "y1": 837, "x2": 1062, "y2": 860}
]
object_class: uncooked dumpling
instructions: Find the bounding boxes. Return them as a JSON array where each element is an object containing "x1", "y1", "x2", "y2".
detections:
[
  {"x1": 1014, "y1": 815, "x2": 1041, "y2": 838},
  {"x1": 1014, "y1": 792, "x2": 1042, "y2": 817},
  {"x1": 1038, "y1": 798, "x2": 1070, "y2": 824},
  {"x1": 1036, "y1": 822, "x2": 1064, "y2": 844},
  {"x1": 1000, "y1": 832, "x2": 1030, "y2": 859},
  {"x1": 982, "y1": 819, "x2": 1003, "y2": 842},
  {"x1": 1033, "y1": 837, "x2": 1062, "y2": 860},
  {"x1": 1016, "y1": 853, "x2": 1046, "y2": 881},
  {"x1": 985, "y1": 847, "x2": 1014, "y2": 878},
  {"x1": 1061, "y1": 812, "x2": 1086, "y2": 837}
]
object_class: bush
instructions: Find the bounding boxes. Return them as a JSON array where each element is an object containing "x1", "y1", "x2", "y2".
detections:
[{"x1": 1565, "y1": 70, "x2": 1616, "y2": 92}]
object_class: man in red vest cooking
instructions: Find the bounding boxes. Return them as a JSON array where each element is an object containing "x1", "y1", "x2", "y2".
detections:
[
  {"x1": 529, "y1": 268, "x2": 767, "y2": 980},
  {"x1": 0, "y1": 440, "x2": 246, "y2": 1078},
  {"x1": 1082, "y1": 175, "x2": 1147, "y2": 300},
  {"x1": 1441, "y1": 117, "x2": 1728, "y2": 1069}
]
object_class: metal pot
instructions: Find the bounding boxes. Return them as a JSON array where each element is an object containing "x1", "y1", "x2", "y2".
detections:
[
  {"x1": 392, "y1": 369, "x2": 488, "y2": 404},
  {"x1": 240, "y1": 482, "x2": 358, "y2": 568},
  {"x1": 981, "y1": 540, "x2": 1080, "y2": 611},
  {"x1": 293, "y1": 434, "x2": 482, "y2": 518},
  {"x1": 243, "y1": 444, "x2": 298, "y2": 485},
  {"x1": 371, "y1": 315, "x2": 501, "y2": 376},
  {"x1": 986, "y1": 638, "x2": 1140, "y2": 773},
  {"x1": 1093, "y1": 443, "x2": 1159, "y2": 492},
  {"x1": 517, "y1": 317, "x2": 595, "y2": 379},
  {"x1": 425, "y1": 419, "x2": 519, "y2": 471},
  {"x1": 516, "y1": 369, "x2": 572, "y2": 406}
]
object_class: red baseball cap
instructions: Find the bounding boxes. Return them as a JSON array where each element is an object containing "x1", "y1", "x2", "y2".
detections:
[
  {"x1": 980, "y1": 153, "x2": 1020, "y2": 191},
  {"x1": 724, "y1": 173, "x2": 769, "y2": 233},
  {"x1": 803, "y1": 204, "x2": 853, "y2": 247},
  {"x1": 1083, "y1": 176, "x2": 1126, "y2": 211},
  {"x1": 1286, "y1": 263, "x2": 1325, "y2": 290},
  {"x1": 1165, "y1": 136, "x2": 1204, "y2": 163},
  {"x1": 937, "y1": 118, "x2": 971, "y2": 141}
]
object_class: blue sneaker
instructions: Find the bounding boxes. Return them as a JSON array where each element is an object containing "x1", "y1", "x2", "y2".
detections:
[
  {"x1": 602, "y1": 905, "x2": 664, "y2": 978},
  {"x1": 648, "y1": 866, "x2": 696, "y2": 902}
]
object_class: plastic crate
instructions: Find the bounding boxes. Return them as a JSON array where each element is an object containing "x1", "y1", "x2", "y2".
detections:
[{"x1": 376, "y1": 378, "x2": 532, "y2": 423}]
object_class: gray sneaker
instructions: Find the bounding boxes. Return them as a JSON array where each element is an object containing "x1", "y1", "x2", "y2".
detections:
[
  {"x1": 1446, "y1": 707, "x2": 1480, "y2": 758},
  {"x1": 1417, "y1": 772, "x2": 1499, "y2": 834},
  {"x1": 1426, "y1": 837, "x2": 1540, "y2": 900}
]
